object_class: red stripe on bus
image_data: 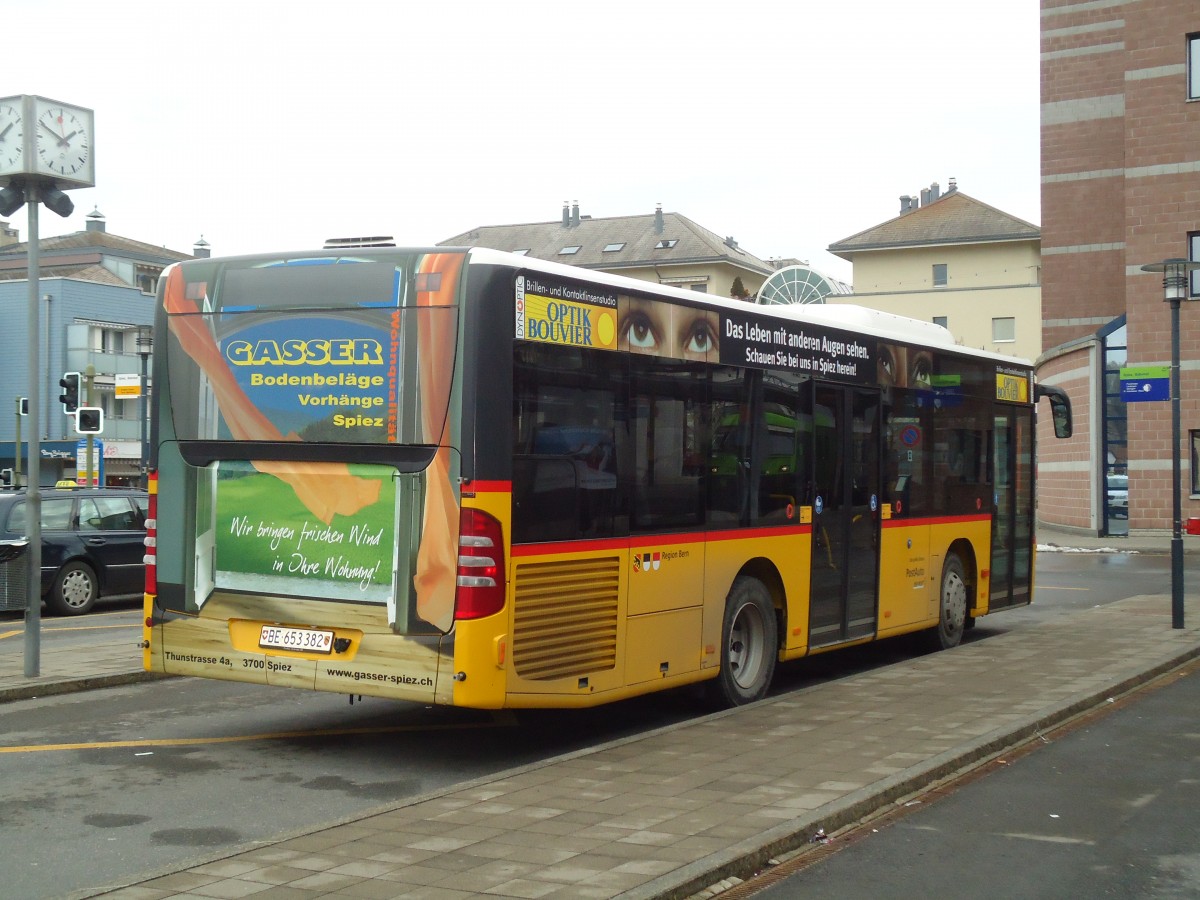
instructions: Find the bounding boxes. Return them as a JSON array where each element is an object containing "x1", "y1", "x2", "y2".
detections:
[
  {"x1": 882, "y1": 513, "x2": 991, "y2": 529},
  {"x1": 463, "y1": 480, "x2": 511, "y2": 494},
  {"x1": 511, "y1": 525, "x2": 811, "y2": 557}
]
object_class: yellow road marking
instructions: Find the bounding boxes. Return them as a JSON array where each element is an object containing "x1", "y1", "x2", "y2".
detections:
[
  {"x1": 0, "y1": 622, "x2": 138, "y2": 640},
  {"x1": 1, "y1": 719, "x2": 507, "y2": 754}
]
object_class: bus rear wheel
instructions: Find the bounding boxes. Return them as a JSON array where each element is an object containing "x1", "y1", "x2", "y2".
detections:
[
  {"x1": 929, "y1": 553, "x2": 968, "y2": 651},
  {"x1": 708, "y1": 576, "x2": 777, "y2": 707}
]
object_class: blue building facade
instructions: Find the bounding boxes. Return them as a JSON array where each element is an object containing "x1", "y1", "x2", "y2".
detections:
[{"x1": 0, "y1": 213, "x2": 197, "y2": 485}]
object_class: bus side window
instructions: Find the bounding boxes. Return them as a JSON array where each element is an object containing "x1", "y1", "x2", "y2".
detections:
[{"x1": 884, "y1": 390, "x2": 926, "y2": 517}]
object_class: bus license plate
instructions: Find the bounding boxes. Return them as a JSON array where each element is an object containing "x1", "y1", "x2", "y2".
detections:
[{"x1": 259, "y1": 625, "x2": 335, "y2": 654}]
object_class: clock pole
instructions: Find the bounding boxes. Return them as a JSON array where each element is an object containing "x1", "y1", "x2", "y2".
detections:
[
  {"x1": 0, "y1": 95, "x2": 94, "y2": 677},
  {"x1": 23, "y1": 180, "x2": 42, "y2": 676}
]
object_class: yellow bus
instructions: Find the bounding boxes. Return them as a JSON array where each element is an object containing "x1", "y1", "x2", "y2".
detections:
[{"x1": 141, "y1": 247, "x2": 1071, "y2": 708}]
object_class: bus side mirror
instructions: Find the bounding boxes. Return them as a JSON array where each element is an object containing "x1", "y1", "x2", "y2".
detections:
[{"x1": 1035, "y1": 384, "x2": 1073, "y2": 439}]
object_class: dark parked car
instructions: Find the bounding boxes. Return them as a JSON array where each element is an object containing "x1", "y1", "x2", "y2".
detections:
[{"x1": 0, "y1": 486, "x2": 148, "y2": 615}]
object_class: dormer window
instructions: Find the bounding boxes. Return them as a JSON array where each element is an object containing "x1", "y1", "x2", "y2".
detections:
[{"x1": 654, "y1": 239, "x2": 678, "y2": 250}]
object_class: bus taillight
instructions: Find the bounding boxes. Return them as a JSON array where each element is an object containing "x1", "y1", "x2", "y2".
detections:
[
  {"x1": 455, "y1": 507, "x2": 505, "y2": 620},
  {"x1": 143, "y1": 471, "x2": 157, "y2": 596}
]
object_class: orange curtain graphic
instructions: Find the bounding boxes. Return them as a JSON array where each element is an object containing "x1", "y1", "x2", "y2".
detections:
[{"x1": 411, "y1": 253, "x2": 463, "y2": 632}]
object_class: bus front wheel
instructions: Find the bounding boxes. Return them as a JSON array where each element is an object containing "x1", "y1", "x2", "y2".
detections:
[
  {"x1": 929, "y1": 553, "x2": 968, "y2": 651},
  {"x1": 708, "y1": 576, "x2": 778, "y2": 707}
]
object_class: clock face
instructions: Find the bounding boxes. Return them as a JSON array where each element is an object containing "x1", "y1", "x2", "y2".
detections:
[
  {"x1": 35, "y1": 100, "x2": 93, "y2": 184},
  {"x1": 0, "y1": 101, "x2": 22, "y2": 176}
]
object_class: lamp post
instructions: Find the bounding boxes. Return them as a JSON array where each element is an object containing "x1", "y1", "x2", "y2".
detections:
[
  {"x1": 136, "y1": 326, "x2": 153, "y2": 490},
  {"x1": 1140, "y1": 258, "x2": 1200, "y2": 629}
]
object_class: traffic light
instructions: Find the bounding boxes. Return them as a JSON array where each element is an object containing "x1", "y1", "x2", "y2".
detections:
[
  {"x1": 59, "y1": 372, "x2": 81, "y2": 413},
  {"x1": 18, "y1": 397, "x2": 27, "y2": 416},
  {"x1": 75, "y1": 407, "x2": 104, "y2": 435}
]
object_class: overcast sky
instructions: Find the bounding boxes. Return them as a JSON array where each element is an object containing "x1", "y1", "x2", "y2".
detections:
[{"x1": 5, "y1": 0, "x2": 1039, "y2": 283}]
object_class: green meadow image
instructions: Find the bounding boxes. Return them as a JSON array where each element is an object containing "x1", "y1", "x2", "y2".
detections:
[{"x1": 214, "y1": 460, "x2": 398, "y2": 603}]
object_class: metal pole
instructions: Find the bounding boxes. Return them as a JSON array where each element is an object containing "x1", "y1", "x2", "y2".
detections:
[
  {"x1": 85, "y1": 365, "x2": 95, "y2": 486},
  {"x1": 139, "y1": 347, "x2": 149, "y2": 489},
  {"x1": 24, "y1": 183, "x2": 42, "y2": 676},
  {"x1": 1170, "y1": 295, "x2": 1184, "y2": 628},
  {"x1": 14, "y1": 398, "x2": 21, "y2": 486}
]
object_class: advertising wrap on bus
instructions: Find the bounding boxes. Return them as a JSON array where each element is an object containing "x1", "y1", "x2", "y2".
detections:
[
  {"x1": 516, "y1": 272, "x2": 878, "y2": 382},
  {"x1": 158, "y1": 252, "x2": 465, "y2": 636}
]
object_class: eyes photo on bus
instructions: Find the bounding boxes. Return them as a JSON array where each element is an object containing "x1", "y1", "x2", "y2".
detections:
[
  {"x1": 878, "y1": 343, "x2": 933, "y2": 389},
  {"x1": 618, "y1": 296, "x2": 719, "y2": 361}
]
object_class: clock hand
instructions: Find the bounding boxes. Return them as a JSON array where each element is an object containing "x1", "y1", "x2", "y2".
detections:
[
  {"x1": 0, "y1": 123, "x2": 11, "y2": 141},
  {"x1": 38, "y1": 119, "x2": 70, "y2": 146}
]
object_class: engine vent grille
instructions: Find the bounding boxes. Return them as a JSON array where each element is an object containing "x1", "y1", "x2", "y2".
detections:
[{"x1": 512, "y1": 556, "x2": 619, "y2": 681}]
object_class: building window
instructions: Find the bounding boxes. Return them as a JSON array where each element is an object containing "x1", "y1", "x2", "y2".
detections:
[
  {"x1": 654, "y1": 239, "x2": 678, "y2": 250},
  {"x1": 558, "y1": 245, "x2": 581, "y2": 256},
  {"x1": 1190, "y1": 231, "x2": 1200, "y2": 297},
  {"x1": 602, "y1": 242, "x2": 625, "y2": 252},
  {"x1": 1193, "y1": 430, "x2": 1200, "y2": 494},
  {"x1": 690, "y1": 284, "x2": 708, "y2": 293},
  {"x1": 992, "y1": 317, "x2": 1016, "y2": 343},
  {"x1": 1189, "y1": 34, "x2": 1200, "y2": 100},
  {"x1": 932, "y1": 263, "x2": 948, "y2": 286},
  {"x1": 933, "y1": 315, "x2": 948, "y2": 329}
]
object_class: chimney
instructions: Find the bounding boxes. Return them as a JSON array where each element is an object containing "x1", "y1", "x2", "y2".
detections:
[
  {"x1": 85, "y1": 206, "x2": 106, "y2": 233},
  {"x1": 193, "y1": 235, "x2": 211, "y2": 259},
  {"x1": 562, "y1": 201, "x2": 570, "y2": 227},
  {"x1": 920, "y1": 188, "x2": 931, "y2": 207},
  {"x1": 654, "y1": 203, "x2": 664, "y2": 234},
  {"x1": 930, "y1": 181, "x2": 941, "y2": 201},
  {"x1": 724, "y1": 236, "x2": 738, "y2": 250},
  {"x1": 0, "y1": 221, "x2": 18, "y2": 246},
  {"x1": 948, "y1": 177, "x2": 957, "y2": 192},
  {"x1": 570, "y1": 201, "x2": 580, "y2": 227},
  {"x1": 900, "y1": 195, "x2": 914, "y2": 214}
]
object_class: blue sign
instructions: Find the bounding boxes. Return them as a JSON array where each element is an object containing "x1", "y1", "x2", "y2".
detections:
[{"x1": 1121, "y1": 379, "x2": 1169, "y2": 402}]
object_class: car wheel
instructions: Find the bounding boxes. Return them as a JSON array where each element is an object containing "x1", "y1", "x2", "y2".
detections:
[{"x1": 47, "y1": 561, "x2": 98, "y2": 616}]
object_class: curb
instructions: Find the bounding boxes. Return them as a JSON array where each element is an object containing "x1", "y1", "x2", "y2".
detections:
[{"x1": 0, "y1": 669, "x2": 170, "y2": 704}]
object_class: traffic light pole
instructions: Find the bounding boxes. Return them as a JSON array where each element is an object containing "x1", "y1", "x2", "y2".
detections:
[
  {"x1": 13, "y1": 397, "x2": 21, "y2": 487},
  {"x1": 85, "y1": 365, "x2": 95, "y2": 486}
]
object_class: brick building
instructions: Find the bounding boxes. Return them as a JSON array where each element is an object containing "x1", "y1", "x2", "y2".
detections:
[{"x1": 1038, "y1": 0, "x2": 1200, "y2": 536}]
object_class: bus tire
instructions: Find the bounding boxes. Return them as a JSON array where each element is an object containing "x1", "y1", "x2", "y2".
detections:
[
  {"x1": 708, "y1": 576, "x2": 777, "y2": 707},
  {"x1": 929, "y1": 553, "x2": 968, "y2": 651}
]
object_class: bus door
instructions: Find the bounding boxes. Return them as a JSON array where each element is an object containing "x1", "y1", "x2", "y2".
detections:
[
  {"x1": 809, "y1": 385, "x2": 881, "y2": 647},
  {"x1": 990, "y1": 406, "x2": 1034, "y2": 609}
]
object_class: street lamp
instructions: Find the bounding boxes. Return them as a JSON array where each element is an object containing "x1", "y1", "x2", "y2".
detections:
[
  {"x1": 136, "y1": 325, "x2": 153, "y2": 490},
  {"x1": 1139, "y1": 258, "x2": 1200, "y2": 629}
]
